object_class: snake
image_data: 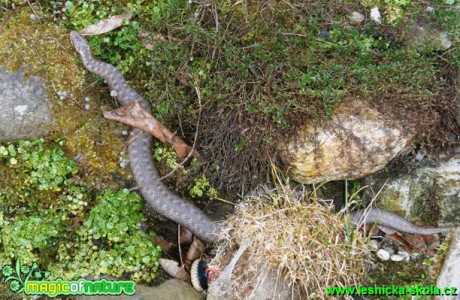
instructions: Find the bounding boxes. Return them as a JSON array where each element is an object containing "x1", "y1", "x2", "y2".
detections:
[{"x1": 69, "y1": 31, "x2": 452, "y2": 244}]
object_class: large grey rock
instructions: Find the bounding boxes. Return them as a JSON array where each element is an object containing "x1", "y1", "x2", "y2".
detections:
[
  {"x1": 278, "y1": 100, "x2": 414, "y2": 184},
  {"x1": 436, "y1": 228, "x2": 460, "y2": 300},
  {"x1": 77, "y1": 278, "x2": 205, "y2": 300},
  {"x1": 0, "y1": 69, "x2": 53, "y2": 142},
  {"x1": 375, "y1": 156, "x2": 460, "y2": 225}
]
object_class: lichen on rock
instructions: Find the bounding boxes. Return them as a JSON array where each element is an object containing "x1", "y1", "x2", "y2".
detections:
[{"x1": 279, "y1": 100, "x2": 415, "y2": 184}]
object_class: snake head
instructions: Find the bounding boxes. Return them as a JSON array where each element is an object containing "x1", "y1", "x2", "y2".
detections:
[{"x1": 70, "y1": 31, "x2": 91, "y2": 57}]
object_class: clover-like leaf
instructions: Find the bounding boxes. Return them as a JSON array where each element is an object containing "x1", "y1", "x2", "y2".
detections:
[
  {"x1": 2, "y1": 265, "x2": 13, "y2": 277},
  {"x1": 9, "y1": 279, "x2": 21, "y2": 292},
  {"x1": 20, "y1": 265, "x2": 30, "y2": 274}
]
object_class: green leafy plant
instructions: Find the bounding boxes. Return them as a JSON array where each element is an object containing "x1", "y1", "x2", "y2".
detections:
[
  {"x1": 0, "y1": 139, "x2": 77, "y2": 193},
  {"x1": 153, "y1": 143, "x2": 180, "y2": 170},
  {"x1": 55, "y1": 189, "x2": 162, "y2": 282},
  {"x1": 189, "y1": 174, "x2": 218, "y2": 199},
  {"x1": 52, "y1": 0, "x2": 161, "y2": 74},
  {"x1": 0, "y1": 139, "x2": 161, "y2": 283}
]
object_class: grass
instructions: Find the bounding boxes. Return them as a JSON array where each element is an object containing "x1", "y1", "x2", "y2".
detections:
[
  {"x1": 210, "y1": 173, "x2": 370, "y2": 299},
  {"x1": 3, "y1": 0, "x2": 456, "y2": 196}
]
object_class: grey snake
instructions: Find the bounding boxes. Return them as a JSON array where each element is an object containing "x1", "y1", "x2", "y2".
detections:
[{"x1": 69, "y1": 31, "x2": 451, "y2": 243}]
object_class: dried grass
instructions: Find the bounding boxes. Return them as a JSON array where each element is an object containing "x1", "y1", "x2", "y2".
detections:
[{"x1": 210, "y1": 178, "x2": 370, "y2": 299}]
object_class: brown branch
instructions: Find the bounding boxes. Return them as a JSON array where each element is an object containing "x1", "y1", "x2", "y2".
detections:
[{"x1": 103, "y1": 101, "x2": 197, "y2": 160}]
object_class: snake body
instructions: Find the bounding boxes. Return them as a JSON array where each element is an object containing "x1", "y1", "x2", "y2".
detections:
[
  {"x1": 70, "y1": 31, "x2": 222, "y2": 242},
  {"x1": 69, "y1": 31, "x2": 451, "y2": 243}
]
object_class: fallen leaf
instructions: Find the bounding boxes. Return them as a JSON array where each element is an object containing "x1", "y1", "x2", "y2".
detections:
[
  {"x1": 79, "y1": 14, "x2": 133, "y2": 36},
  {"x1": 158, "y1": 258, "x2": 191, "y2": 281},
  {"x1": 388, "y1": 233, "x2": 415, "y2": 253},
  {"x1": 103, "y1": 101, "x2": 197, "y2": 160},
  {"x1": 180, "y1": 227, "x2": 193, "y2": 246},
  {"x1": 186, "y1": 237, "x2": 207, "y2": 262}
]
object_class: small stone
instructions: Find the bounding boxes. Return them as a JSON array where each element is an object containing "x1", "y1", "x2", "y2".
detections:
[
  {"x1": 84, "y1": 104, "x2": 90, "y2": 110},
  {"x1": 370, "y1": 7, "x2": 381, "y2": 24},
  {"x1": 376, "y1": 249, "x2": 390, "y2": 261},
  {"x1": 122, "y1": 130, "x2": 128, "y2": 136},
  {"x1": 426, "y1": 6, "x2": 434, "y2": 13},
  {"x1": 369, "y1": 240, "x2": 379, "y2": 251},
  {"x1": 350, "y1": 11, "x2": 365, "y2": 24},
  {"x1": 30, "y1": 14, "x2": 41, "y2": 22},
  {"x1": 382, "y1": 246, "x2": 395, "y2": 255},
  {"x1": 84, "y1": 97, "x2": 90, "y2": 102},
  {"x1": 397, "y1": 250, "x2": 411, "y2": 261},
  {"x1": 110, "y1": 90, "x2": 118, "y2": 97},
  {"x1": 415, "y1": 151, "x2": 425, "y2": 161},
  {"x1": 119, "y1": 161, "x2": 127, "y2": 168},
  {"x1": 318, "y1": 29, "x2": 329, "y2": 39},
  {"x1": 390, "y1": 254, "x2": 404, "y2": 262}
]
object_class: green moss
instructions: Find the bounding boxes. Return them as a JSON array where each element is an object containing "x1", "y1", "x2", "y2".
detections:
[
  {"x1": 0, "y1": 139, "x2": 78, "y2": 208},
  {"x1": 0, "y1": 9, "x2": 84, "y2": 96},
  {"x1": 367, "y1": 258, "x2": 436, "y2": 296},
  {"x1": 53, "y1": 189, "x2": 162, "y2": 282},
  {"x1": 0, "y1": 9, "x2": 131, "y2": 186},
  {"x1": 0, "y1": 139, "x2": 161, "y2": 285}
]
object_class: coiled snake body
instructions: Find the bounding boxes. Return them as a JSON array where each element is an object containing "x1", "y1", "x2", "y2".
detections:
[
  {"x1": 70, "y1": 31, "x2": 451, "y2": 243},
  {"x1": 70, "y1": 31, "x2": 222, "y2": 242}
]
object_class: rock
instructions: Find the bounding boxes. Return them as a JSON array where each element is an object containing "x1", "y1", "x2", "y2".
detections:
[
  {"x1": 375, "y1": 156, "x2": 460, "y2": 225},
  {"x1": 318, "y1": 28, "x2": 329, "y2": 39},
  {"x1": 397, "y1": 250, "x2": 410, "y2": 262},
  {"x1": 0, "y1": 69, "x2": 53, "y2": 142},
  {"x1": 370, "y1": 7, "x2": 381, "y2": 24},
  {"x1": 405, "y1": 23, "x2": 452, "y2": 50},
  {"x1": 77, "y1": 278, "x2": 205, "y2": 300},
  {"x1": 369, "y1": 240, "x2": 380, "y2": 252},
  {"x1": 376, "y1": 249, "x2": 390, "y2": 261},
  {"x1": 243, "y1": 268, "x2": 300, "y2": 300},
  {"x1": 436, "y1": 228, "x2": 460, "y2": 300},
  {"x1": 382, "y1": 246, "x2": 395, "y2": 255},
  {"x1": 390, "y1": 254, "x2": 404, "y2": 262},
  {"x1": 278, "y1": 100, "x2": 414, "y2": 184},
  {"x1": 349, "y1": 11, "x2": 365, "y2": 24}
]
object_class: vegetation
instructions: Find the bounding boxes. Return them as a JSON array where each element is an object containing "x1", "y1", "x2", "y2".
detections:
[
  {"x1": 0, "y1": 139, "x2": 161, "y2": 282},
  {"x1": 54, "y1": 189, "x2": 162, "y2": 282},
  {"x1": 2, "y1": 0, "x2": 456, "y2": 193},
  {"x1": 40, "y1": 0, "x2": 460, "y2": 193},
  {"x1": 0, "y1": 0, "x2": 458, "y2": 295},
  {"x1": 212, "y1": 175, "x2": 370, "y2": 298}
]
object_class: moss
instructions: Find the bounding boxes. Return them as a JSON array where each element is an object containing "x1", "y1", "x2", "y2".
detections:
[
  {"x1": 430, "y1": 230, "x2": 454, "y2": 282},
  {"x1": 0, "y1": 9, "x2": 84, "y2": 95},
  {"x1": 0, "y1": 139, "x2": 161, "y2": 286},
  {"x1": 374, "y1": 187, "x2": 409, "y2": 218},
  {"x1": 0, "y1": 8, "x2": 131, "y2": 186},
  {"x1": 0, "y1": 9, "x2": 160, "y2": 290},
  {"x1": 367, "y1": 258, "x2": 436, "y2": 297}
]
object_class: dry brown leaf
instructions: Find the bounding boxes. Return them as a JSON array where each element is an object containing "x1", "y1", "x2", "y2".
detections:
[
  {"x1": 158, "y1": 258, "x2": 191, "y2": 281},
  {"x1": 103, "y1": 101, "x2": 197, "y2": 160},
  {"x1": 180, "y1": 227, "x2": 193, "y2": 247},
  {"x1": 79, "y1": 14, "x2": 133, "y2": 36}
]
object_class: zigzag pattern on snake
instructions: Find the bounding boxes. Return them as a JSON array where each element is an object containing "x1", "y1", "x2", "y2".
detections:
[
  {"x1": 69, "y1": 31, "x2": 451, "y2": 242},
  {"x1": 70, "y1": 31, "x2": 223, "y2": 242}
]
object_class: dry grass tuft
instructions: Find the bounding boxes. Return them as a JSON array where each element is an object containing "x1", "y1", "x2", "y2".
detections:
[{"x1": 210, "y1": 179, "x2": 370, "y2": 299}]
